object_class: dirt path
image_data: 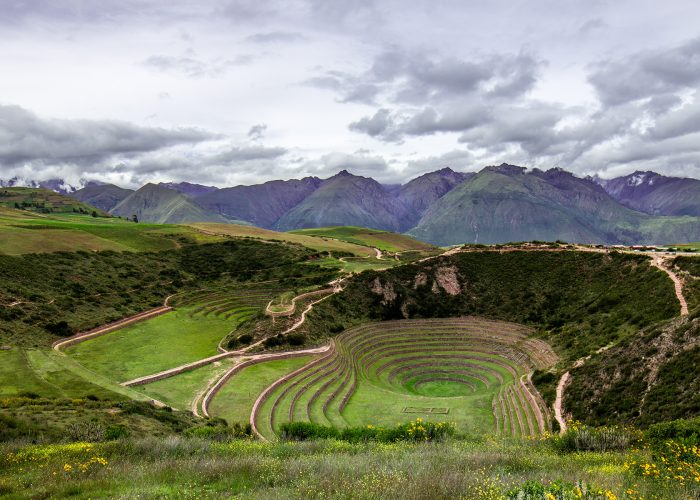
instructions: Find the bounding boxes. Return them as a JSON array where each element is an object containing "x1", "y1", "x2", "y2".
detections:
[
  {"x1": 121, "y1": 350, "x2": 242, "y2": 387},
  {"x1": 264, "y1": 288, "x2": 335, "y2": 317},
  {"x1": 651, "y1": 256, "x2": 689, "y2": 316},
  {"x1": 554, "y1": 372, "x2": 571, "y2": 434}
]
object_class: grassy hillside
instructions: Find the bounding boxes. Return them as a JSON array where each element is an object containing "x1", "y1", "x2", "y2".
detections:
[
  {"x1": 1, "y1": 432, "x2": 696, "y2": 498},
  {"x1": 408, "y1": 167, "x2": 700, "y2": 246},
  {"x1": 566, "y1": 309, "x2": 700, "y2": 427},
  {"x1": 0, "y1": 208, "x2": 222, "y2": 255},
  {"x1": 190, "y1": 222, "x2": 375, "y2": 256},
  {"x1": 301, "y1": 251, "x2": 678, "y2": 362},
  {"x1": 0, "y1": 239, "x2": 332, "y2": 347},
  {"x1": 289, "y1": 226, "x2": 436, "y2": 252},
  {"x1": 0, "y1": 187, "x2": 106, "y2": 215}
]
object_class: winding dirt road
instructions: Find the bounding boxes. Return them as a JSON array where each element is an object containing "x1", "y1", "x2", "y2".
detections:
[
  {"x1": 651, "y1": 256, "x2": 689, "y2": 316},
  {"x1": 554, "y1": 372, "x2": 571, "y2": 434}
]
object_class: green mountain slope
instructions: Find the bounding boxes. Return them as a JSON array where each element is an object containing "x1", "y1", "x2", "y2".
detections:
[
  {"x1": 397, "y1": 167, "x2": 472, "y2": 229},
  {"x1": 274, "y1": 171, "x2": 404, "y2": 231},
  {"x1": 70, "y1": 183, "x2": 134, "y2": 211},
  {"x1": 408, "y1": 165, "x2": 700, "y2": 245},
  {"x1": 110, "y1": 184, "x2": 234, "y2": 224}
]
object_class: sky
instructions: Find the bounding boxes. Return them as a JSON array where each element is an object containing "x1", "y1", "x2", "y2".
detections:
[{"x1": 1, "y1": 0, "x2": 700, "y2": 188}]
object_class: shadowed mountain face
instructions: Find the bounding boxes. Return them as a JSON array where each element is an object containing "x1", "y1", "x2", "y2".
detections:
[
  {"x1": 110, "y1": 184, "x2": 231, "y2": 224},
  {"x1": 71, "y1": 183, "x2": 134, "y2": 212},
  {"x1": 408, "y1": 164, "x2": 700, "y2": 246},
  {"x1": 273, "y1": 171, "x2": 406, "y2": 232},
  {"x1": 597, "y1": 171, "x2": 700, "y2": 216},
  {"x1": 196, "y1": 177, "x2": 322, "y2": 228}
]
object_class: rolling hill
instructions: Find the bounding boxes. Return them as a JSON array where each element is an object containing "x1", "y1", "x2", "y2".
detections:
[
  {"x1": 110, "y1": 184, "x2": 233, "y2": 224},
  {"x1": 0, "y1": 186, "x2": 107, "y2": 215}
]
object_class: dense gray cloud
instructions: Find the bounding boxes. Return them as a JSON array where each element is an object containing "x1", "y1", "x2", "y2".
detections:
[
  {"x1": 0, "y1": 104, "x2": 215, "y2": 166},
  {"x1": 1, "y1": 0, "x2": 700, "y2": 186},
  {"x1": 589, "y1": 38, "x2": 700, "y2": 107}
]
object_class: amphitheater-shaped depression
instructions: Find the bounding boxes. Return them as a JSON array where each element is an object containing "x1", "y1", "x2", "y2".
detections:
[{"x1": 209, "y1": 317, "x2": 558, "y2": 440}]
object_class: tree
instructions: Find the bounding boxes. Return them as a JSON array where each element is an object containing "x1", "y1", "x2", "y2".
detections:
[
  {"x1": 132, "y1": 214, "x2": 139, "y2": 223},
  {"x1": 91, "y1": 210, "x2": 97, "y2": 218}
]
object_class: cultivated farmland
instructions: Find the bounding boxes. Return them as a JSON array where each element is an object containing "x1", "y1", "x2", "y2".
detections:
[{"x1": 207, "y1": 317, "x2": 557, "y2": 440}]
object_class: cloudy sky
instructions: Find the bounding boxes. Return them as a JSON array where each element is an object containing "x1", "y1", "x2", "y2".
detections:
[{"x1": 2, "y1": 0, "x2": 700, "y2": 187}]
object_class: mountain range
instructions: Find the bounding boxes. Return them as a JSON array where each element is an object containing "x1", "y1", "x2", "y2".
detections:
[{"x1": 5, "y1": 165, "x2": 700, "y2": 245}]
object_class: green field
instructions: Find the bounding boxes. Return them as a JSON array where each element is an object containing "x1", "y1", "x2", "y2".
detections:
[
  {"x1": 0, "y1": 207, "x2": 223, "y2": 255},
  {"x1": 0, "y1": 348, "x2": 156, "y2": 401},
  {"x1": 134, "y1": 360, "x2": 234, "y2": 411},
  {"x1": 209, "y1": 356, "x2": 316, "y2": 425},
  {"x1": 191, "y1": 222, "x2": 375, "y2": 256},
  {"x1": 65, "y1": 308, "x2": 237, "y2": 382},
  {"x1": 289, "y1": 225, "x2": 436, "y2": 252}
]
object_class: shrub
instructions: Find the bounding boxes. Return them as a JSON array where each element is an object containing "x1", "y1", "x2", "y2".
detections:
[
  {"x1": 66, "y1": 422, "x2": 106, "y2": 442},
  {"x1": 645, "y1": 416, "x2": 700, "y2": 447},
  {"x1": 280, "y1": 419, "x2": 455, "y2": 443},
  {"x1": 552, "y1": 421, "x2": 641, "y2": 452},
  {"x1": 105, "y1": 424, "x2": 129, "y2": 440},
  {"x1": 185, "y1": 421, "x2": 252, "y2": 441}
]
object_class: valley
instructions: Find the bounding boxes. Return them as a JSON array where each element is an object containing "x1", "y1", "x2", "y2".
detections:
[{"x1": 1, "y1": 200, "x2": 699, "y2": 498}]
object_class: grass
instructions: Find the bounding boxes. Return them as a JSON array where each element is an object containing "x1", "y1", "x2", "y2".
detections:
[
  {"x1": 0, "y1": 208, "x2": 222, "y2": 255},
  {"x1": 209, "y1": 356, "x2": 316, "y2": 425},
  {"x1": 134, "y1": 360, "x2": 235, "y2": 411},
  {"x1": 0, "y1": 349, "x2": 143, "y2": 401},
  {"x1": 190, "y1": 222, "x2": 375, "y2": 257},
  {"x1": 289, "y1": 225, "x2": 436, "y2": 252},
  {"x1": 65, "y1": 308, "x2": 239, "y2": 382},
  {"x1": 0, "y1": 436, "x2": 695, "y2": 499}
]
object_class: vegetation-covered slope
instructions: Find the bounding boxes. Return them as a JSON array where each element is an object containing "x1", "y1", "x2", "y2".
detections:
[
  {"x1": 0, "y1": 239, "x2": 332, "y2": 347},
  {"x1": 566, "y1": 309, "x2": 700, "y2": 427},
  {"x1": 396, "y1": 167, "x2": 472, "y2": 229},
  {"x1": 409, "y1": 165, "x2": 700, "y2": 245},
  {"x1": 274, "y1": 171, "x2": 405, "y2": 232},
  {"x1": 301, "y1": 250, "x2": 678, "y2": 361},
  {"x1": 0, "y1": 209, "x2": 222, "y2": 255},
  {"x1": 0, "y1": 187, "x2": 106, "y2": 215},
  {"x1": 289, "y1": 226, "x2": 435, "y2": 252}
]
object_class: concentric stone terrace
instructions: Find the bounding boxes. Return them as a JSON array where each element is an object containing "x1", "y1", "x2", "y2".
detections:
[{"x1": 240, "y1": 317, "x2": 558, "y2": 440}]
